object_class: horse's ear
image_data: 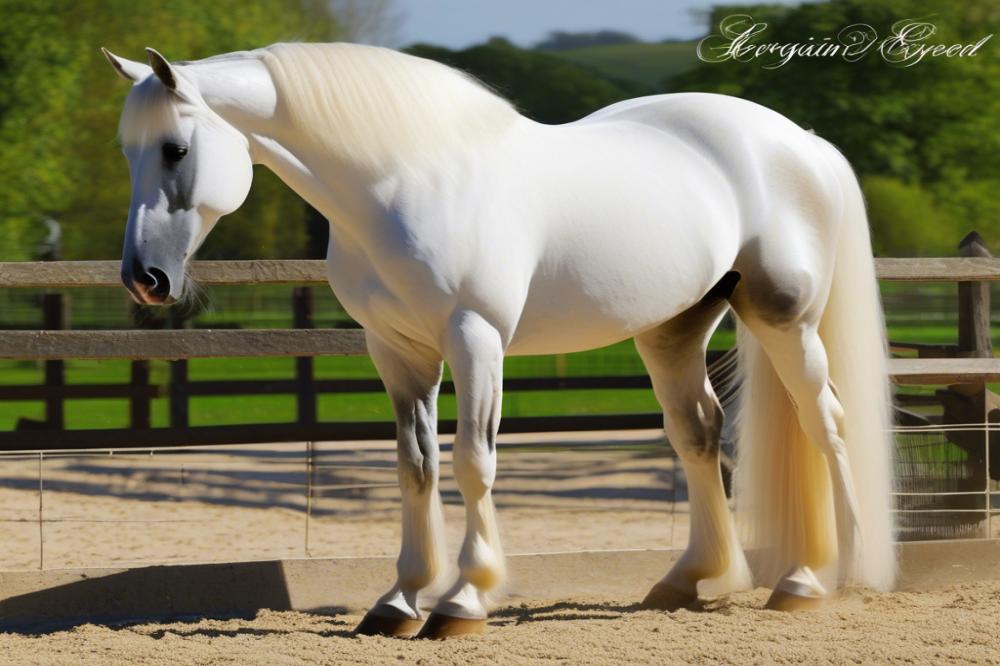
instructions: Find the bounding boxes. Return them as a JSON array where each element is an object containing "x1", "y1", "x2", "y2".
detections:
[
  {"x1": 144, "y1": 47, "x2": 200, "y2": 103},
  {"x1": 101, "y1": 47, "x2": 151, "y2": 83},
  {"x1": 145, "y1": 47, "x2": 177, "y2": 91}
]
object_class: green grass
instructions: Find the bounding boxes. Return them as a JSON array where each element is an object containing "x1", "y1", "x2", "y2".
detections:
[{"x1": 546, "y1": 41, "x2": 699, "y2": 90}]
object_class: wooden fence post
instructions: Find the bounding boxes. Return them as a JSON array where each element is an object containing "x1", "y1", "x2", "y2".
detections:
[
  {"x1": 128, "y1": 302, "x2": 152, "y2": 429},
  {"x1": 957, "y1": 231, "x2": 993, "y2": 358},
  {"x1": 41, "y1": 293, "x2": 67, "y2": 429},
  {"x1": 130, "y1": 361, "x2": 151, "y2": 429},
  {"x1": 942, "y1": 232, "x2": 997, "y2": 535},
  {"x1": 168, "y1": 309, "x2": 189, "y2": 429},
  {"x1": 293, "y1": 287, "x2": 317, "y2": 426}
]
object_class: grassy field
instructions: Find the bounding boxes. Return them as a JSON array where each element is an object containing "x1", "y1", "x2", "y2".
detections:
[{"x1": 545, "y1": 41, "x2": 699, "y2": 90}]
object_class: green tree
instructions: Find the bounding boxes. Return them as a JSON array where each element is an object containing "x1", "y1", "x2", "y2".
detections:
[
  {"x1": 534, "y1": 30, "x2": 641, "y2": 51},
  {"x1": 407, "y1": 38, "x2": 647, "y2": 124},
  {"x1": 673, "y1": 0, "x2": 1000, "y2": 255},
  {"x1": 0, "y1": 0, "x2": 340, "y2": 261},
  {"x1": 861, "y1": 176, "x2": 949, "y2": 255}
]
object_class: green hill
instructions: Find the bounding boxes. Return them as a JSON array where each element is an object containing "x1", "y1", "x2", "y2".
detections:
[{"x1": 546, "y1": 41, "x2": 700, "y2": 91}]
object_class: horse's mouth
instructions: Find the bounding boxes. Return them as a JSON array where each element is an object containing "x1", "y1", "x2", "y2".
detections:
[{"x1": 129, "y1": 280, "x2": 178, "y2": 306}]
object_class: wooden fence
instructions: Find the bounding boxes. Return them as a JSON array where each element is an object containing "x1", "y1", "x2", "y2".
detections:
[{"x1": 1, "y1": 234, "x2": 999, "y2": 452}]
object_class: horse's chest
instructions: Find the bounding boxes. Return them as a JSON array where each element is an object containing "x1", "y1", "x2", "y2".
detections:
[{"x1": 324, "y1": 241, "x2": 447, "y2": 349}]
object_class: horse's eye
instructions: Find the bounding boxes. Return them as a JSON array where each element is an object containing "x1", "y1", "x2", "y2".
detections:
[{"x1": 162, "y1": 143, "x2": 188, "y2": 164}]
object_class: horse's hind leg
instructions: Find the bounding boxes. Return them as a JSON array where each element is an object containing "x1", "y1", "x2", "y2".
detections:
[
  {"x1": 735, "y1": 311, "x2": 863, "y2": 609},
  {"x1": 635, "y1": 300, "x2": 752, "y2": 610},
  {"x1": 355, "y1": 332, "x2": 446, "y2": 637}
]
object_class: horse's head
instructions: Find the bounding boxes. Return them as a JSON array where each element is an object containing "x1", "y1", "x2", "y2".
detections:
[{"x1": 103, "y1": 48, "x2": 253, "y2": 304}]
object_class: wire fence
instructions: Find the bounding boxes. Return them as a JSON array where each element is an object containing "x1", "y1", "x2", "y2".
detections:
[{"x1": 0, "y1": 423, "x2": 994, "y2": 572}]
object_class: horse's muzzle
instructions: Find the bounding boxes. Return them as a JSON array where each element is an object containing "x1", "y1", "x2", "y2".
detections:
[{"x1": 122, "y1": 258, "x2": 176, "y2": 305}]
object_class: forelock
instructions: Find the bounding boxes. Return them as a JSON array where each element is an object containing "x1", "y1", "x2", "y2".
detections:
[{"x1": 118, "y1": 76, "x2": 182, "y2": 147}]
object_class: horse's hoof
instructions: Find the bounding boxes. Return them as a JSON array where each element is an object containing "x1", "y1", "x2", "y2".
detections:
[
  {"x1": 640, "y1": 581, "x2": 697, "y2": 611},
  {"x1": 414, "y1": 612, "x2": 486, "y2": 639},
  {"x1": 354, "y1": 606, "x2": 424, "y2": 637},
  {"x1": 765, "y1": 588, "x2": 825, "y2": 611}
]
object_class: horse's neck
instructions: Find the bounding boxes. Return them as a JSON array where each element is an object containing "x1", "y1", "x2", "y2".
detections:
[{"x1": 184, "y1": 56, "x2": 381, "y2": 236}]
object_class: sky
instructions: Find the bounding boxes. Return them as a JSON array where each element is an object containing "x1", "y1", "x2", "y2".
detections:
[{"x1": 391, "y1": 0, "x2": 812, "y2": 49}]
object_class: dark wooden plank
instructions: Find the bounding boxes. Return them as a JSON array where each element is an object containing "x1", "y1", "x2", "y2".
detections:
[
  {"x1": 0, "y1": 329, "x2": 369, "y2": 360},
  {"x1": 180, "y1": 376, "x2": 654, "y2": 397},
  {"x1": 169, "y1": 360, "x2": 188, "y2": 429},
  {"x1": 9, "y1": 376, "x2": 653, "y2": 401},
  {"x1": 130, "y1": 361, "x2": 152, "y2": 429},
  {"x1": 0, "y1": 384, "x2": 160, "y2": 400},
  {"x1": 293, "y1": 287, "x2": 317, "y2": 425},
  {"x1": 490, "y1": 376, "x2": 653, "y2": 391},
  {"x1": 41, "y1": 293, "x2": 67, "y2": 429},
  {"x1": 0, "y1": 413, "x2": 665, "y2": 451}
]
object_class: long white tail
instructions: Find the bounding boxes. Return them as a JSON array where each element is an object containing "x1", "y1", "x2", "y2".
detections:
[{"x1": 734, "y1": 153, "x2": 897, "y2": 591}]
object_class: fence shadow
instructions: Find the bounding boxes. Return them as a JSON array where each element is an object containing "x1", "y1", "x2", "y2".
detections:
[{"x1": 0, "y1": 560, "x2": 332, "y2": 634}]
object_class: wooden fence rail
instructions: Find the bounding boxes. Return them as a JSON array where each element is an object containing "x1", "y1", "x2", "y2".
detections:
[
  {"x1": 0, "y1": 329, "x2": 369, "y2": 360},
  {"x1": 4, "y1": 257, "x2": 1000, "y2": 288},
  {"x1": 3, "y1": 330, "x2": 999, "y2": 383},
  {"x1": 1, "y1": 241, "x2": 999, "y2": 452}
]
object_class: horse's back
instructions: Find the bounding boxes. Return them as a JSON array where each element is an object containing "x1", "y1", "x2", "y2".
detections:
[
  {"x1": 583, "y1": 93, "x2": 854, "y2": 325},
  {"x1": 583, "y1": 92, "x2": 847, "y2": 229},
  {"x1": 504, "y1": 114, "x2": 741, "y2": 354},
  {"x1": 506, "y1": 94, "x2": 850, "y2": 354}
]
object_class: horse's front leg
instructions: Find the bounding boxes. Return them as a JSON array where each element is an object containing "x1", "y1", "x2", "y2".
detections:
[
  {"x1": 355, "y1": 332, "x2": 446, "y2": 637},
  {"x1": 418, "y1": 310, "x2": 505, "y2": 639}
]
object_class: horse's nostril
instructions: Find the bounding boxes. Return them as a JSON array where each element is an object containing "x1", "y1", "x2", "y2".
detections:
[
  {"x1": 132, "y1": 258, "x2": 156, "y2": 287},
  {"x1": 146, "y1": 267, "x2": 171, "y2": 299}
]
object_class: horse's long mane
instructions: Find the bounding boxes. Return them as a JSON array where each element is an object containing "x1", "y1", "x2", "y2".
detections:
[{"x1": 259, "y1": 43, "x2": 518, "y2": 174}]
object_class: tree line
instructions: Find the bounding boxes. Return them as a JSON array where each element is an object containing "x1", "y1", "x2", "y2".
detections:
[{"x1": 0, "y1": 0, "x2": 994, "y2": 261}]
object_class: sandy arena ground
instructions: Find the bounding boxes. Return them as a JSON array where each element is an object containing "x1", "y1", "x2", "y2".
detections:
[
  {"x1": 1, "y1": 583, "x2": 999, "y2": 665},
  {"x1": 2, "y1": 431, "x2": 999, "y2": 663}
]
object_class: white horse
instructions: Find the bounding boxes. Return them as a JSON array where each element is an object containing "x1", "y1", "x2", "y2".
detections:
[{"x1": 103, "y1": 43, "x2": 895, "y2": 638}]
